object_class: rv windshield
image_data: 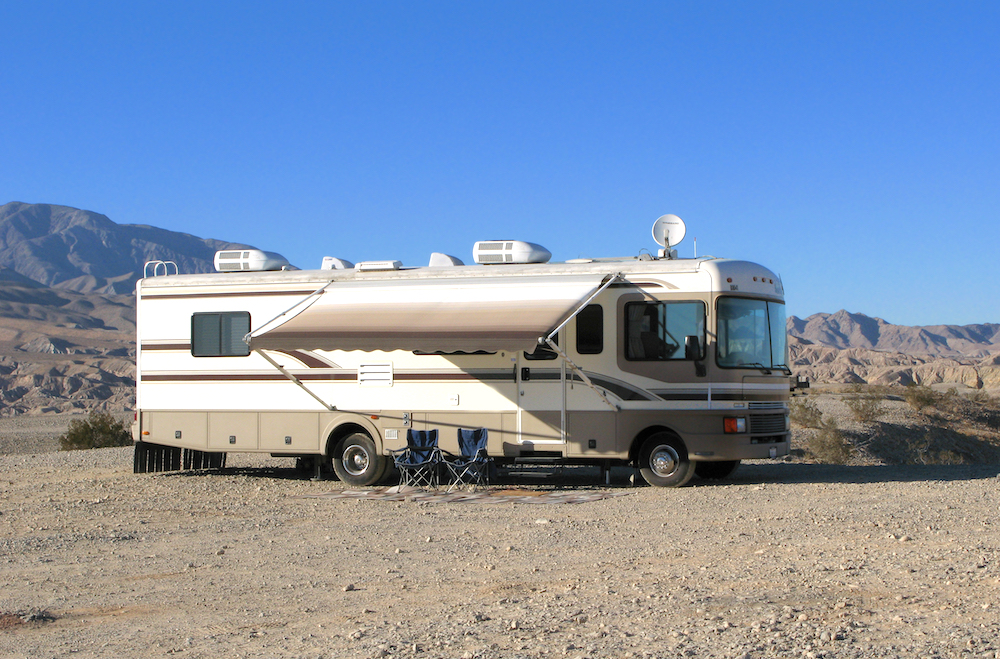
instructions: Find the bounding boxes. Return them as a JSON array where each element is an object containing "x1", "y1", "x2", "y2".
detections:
[{"x1": 716, "y1": 298, "x2": 788, "y2": 371}]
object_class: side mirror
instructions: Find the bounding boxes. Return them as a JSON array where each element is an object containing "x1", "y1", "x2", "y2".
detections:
[
  {"x1": 684, "y1": 335, "x2": 703, "y2": 361},
  {"x1": 686, "y1": 335, "x2": 707, "y2": 377}
]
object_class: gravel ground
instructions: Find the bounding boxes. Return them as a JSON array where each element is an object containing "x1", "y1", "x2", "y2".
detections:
[
  {"x1": 1, "y1": 436, "x2": 999, "y2": 658},
  {"x1": 0, "y1": 414, "x2": 80, "y2": 455}
]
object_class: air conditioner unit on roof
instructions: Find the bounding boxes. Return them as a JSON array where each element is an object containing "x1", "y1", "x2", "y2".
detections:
[
  {"x1": 214, "y1": 250, "x2": 290, "y2": 272},
  {"x1": 473, "y1": 240, "x2": 551, "y2": 265}
]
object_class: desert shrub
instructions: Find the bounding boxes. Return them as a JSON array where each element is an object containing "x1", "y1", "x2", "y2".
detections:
[
  {"x1": 903, "y1": 384, "x2": 938, "y2": 412},
  {"x1": 807, "y1": 418, "x2": 854, "y2": 464},
  {"x1": 968, "y1": 389, "x2": 995, "y2": 405},
  {"x1": 909, "y1": 431, "x2": 966, "y2": 465},
  {"x1": 790, "y1": 397, "x2": 823, "y2": 428},
  {"x1": 844, "y1": 384, "x2": 885, "y2": 423},
  {"x1": 58, "y1": 411, "x2": 132, "y2": 451}
]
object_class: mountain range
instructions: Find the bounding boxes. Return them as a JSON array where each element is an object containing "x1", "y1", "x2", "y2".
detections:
[
  {"x1": 788, "y1": 310, "x2": 1000, "y2": 358},
  {"x1": 0, "y1": 202, "x2": 997, "y2": 416},
  {"x1": 787, "y1": 311, "x2": 1000, "y2": 389},
  {"x1": 0, "y1": 202, "x2": 251, "y2": 294}
]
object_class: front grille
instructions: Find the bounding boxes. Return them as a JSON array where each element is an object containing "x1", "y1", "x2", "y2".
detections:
[
  {"x1": 750, "y1": 413, "x2": 787, "y2": 434},
  {"x1": 749, "y1": 401, "x2": 785, "y2": 409}
]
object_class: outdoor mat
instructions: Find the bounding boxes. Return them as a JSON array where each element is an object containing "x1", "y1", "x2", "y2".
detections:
[{"x1": 296, "y1": 486, "x2": 631, "y2": 505}]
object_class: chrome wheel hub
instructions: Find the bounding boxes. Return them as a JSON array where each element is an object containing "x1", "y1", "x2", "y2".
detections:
[
  {"x1": 649, "y1": 445, "x2": 679, "y2": 477},
  {"x1": 343, "y1": 446, "x2": 370, "y2": 476}
]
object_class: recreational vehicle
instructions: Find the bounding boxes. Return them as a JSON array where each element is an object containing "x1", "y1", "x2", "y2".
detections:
[{"x1": 132, "y1": 216, "x2": 791, "y2": 487}]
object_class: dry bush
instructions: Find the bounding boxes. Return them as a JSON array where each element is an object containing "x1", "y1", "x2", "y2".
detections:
[
  {"x1": 903, "y1": 384, "x2": 938, "y2": 412},
  {"x1": 844, "y1": 384, "x2": 886, "y2": 423},
  {"x1": 790, "y1": 397, "x2": 823, "y2": 428},
  {"x1": 968, "y1": 390, "x2": 995, "y2": 405},
  {"x1": 909, "y1": 430, "x2": 967, "y2": 465},
  {"x1": 58, "y1": 411, "x2": 132, "y2": 451},
  {"x1": 807, "y1": 418, "x2": 854, "y2": 464}
]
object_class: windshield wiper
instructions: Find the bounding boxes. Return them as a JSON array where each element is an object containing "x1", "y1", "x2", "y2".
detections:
[
  {"x1": 738, "y1": 362, "x2": 772, "y2": 374},
  {"x1": 772, "y1": 363, "x2": 792, "y2": 375}
]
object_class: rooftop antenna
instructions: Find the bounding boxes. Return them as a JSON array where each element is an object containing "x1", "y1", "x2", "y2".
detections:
[{"x1": 651, "y1": 214, "x2": 686, "y2": 259}]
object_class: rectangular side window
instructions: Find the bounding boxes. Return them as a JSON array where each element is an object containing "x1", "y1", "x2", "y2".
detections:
[
  {"x1": 576, "y1": 304, "x2": 603, "y2": 354},
  {"x1": 625, "y1": 301, "x2": 705, "y2": 361},
  {"x1": 192, "y1": 312, "x2": 251, "y2": 357}
]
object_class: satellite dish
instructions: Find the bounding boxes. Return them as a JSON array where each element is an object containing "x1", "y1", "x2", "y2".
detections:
[{"x1": 652, "y1": 214, "x2": 686, "y2": 248}]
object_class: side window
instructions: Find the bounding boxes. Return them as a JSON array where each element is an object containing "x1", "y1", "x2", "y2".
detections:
[
  {"x1": 524, "y1": 333, "x2": 559, "y2": 360},
  {"x1": 576, "y1": 304, "x2": 603, "y2": 354},
  {"x1": 192, "y1": 312, "x2": 251, "y2": 357},
  {"x1": 625, "y1": 301, "x2": 705, "y2": 361}
]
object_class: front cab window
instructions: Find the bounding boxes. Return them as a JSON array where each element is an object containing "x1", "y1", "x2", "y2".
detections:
[{"x1": 716, "y1": 298, "x2": 787, "y2": 369}]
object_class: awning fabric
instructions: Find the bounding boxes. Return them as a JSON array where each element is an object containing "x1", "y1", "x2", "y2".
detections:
[{"x1": 247, "y1": 274, "x2": 608, "y2": 353}]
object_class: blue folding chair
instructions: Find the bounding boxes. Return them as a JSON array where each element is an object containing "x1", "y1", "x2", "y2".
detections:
[
  {"x1": 444, "y1": 428, "x2": 490, "y2": 492},
  {"x1": 391, "y1": 429, "x2": 441, "y2": 488}
]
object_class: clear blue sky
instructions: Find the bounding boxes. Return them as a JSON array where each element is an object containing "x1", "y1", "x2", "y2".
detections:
[{"x1": 2, "y1": 1, "x2": 998, "y2": 326}]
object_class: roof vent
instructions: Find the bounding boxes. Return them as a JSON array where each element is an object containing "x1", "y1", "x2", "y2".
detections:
[
  {"x1": 355, "y1": 260, "x2": 402, "y2": 272},
  {"x1": 428, "y1": 252, "x2": 464, "y2": 267},
  {"x1": 473, "y1": 240, "x2": 551, "y2": 265},
  {"x1": 214, "y1": 250, "x2": 290, "y2": 272},
  {"x1": 321, "y1": 256, "x2": 354, "y2": 270}
]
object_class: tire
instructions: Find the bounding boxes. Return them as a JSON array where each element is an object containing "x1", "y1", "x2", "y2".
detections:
[
  {"x1": 332, "y1": 432, "x2": 386, "y2": 486},
  {"x1": 695, "y1": 460, "x2": 740, "y2": 480},
  {"x1": 638, "y1": 432, "x2": 695, "y2": 487}
]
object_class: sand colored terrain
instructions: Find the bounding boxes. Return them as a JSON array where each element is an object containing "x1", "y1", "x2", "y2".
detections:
[{"x1": 1, "y1": 394, "x2": 999, "y2": 658}]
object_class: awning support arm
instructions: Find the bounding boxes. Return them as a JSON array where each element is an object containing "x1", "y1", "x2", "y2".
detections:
[
  {"x1": 544, "y1": 272, "x2": 623, "y2": 343},
  {"x1": 244, "y1": 281, "x2": 333, "y2": 345},
  {"x1": 254, "y1": 349, "x2": 336, "y2": 411},
  {"x1": 540, "y1": 272, "x2": 624, "y2": 413}
]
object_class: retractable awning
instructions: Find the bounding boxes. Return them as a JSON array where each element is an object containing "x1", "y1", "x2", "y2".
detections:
[{"x1": 247, "y1": 273, "x2": 611, "y2": 354}]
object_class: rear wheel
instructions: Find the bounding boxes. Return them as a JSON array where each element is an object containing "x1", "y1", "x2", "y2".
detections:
[
  {"x1": 332, "y1": 432, "x2": 386, "y2": 486},
  {"x1": 638, "y1": 432, "x2": 695, "y2": 487},
  {"x1": 695, "y1": 460, "x2": 740, "y2": 480}
]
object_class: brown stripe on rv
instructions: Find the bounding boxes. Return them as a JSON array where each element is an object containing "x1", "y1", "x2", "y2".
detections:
[
  {"x1": 712, "y1": 392, "x2": 787, "y2": 402},
  {"x1": 609, "y1": 282, "x2": 664, "y2": 288},
  {"x1": 142, "y1": 343, "x2": 193, "y2": 351},
  {"x1": 139, "y1": 290, "x2": 320, "y2": 300},
  {"x1": 141, "y1": 373, "x2": 355, "y2": 382},
  {"x1": 141, "y1": 371, "x2": 515, "y2": 383}
]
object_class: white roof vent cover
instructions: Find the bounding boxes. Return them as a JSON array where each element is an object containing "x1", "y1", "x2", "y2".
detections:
[
  {"x1": 321, "y1": 256, "x2": 354, "y2": 270},
  {"x1": 473, "y1": 240, "x2": 551, "y2": 265},
  {"x1": 428, "y1": 252, "x2": 464, "y2": 267}
]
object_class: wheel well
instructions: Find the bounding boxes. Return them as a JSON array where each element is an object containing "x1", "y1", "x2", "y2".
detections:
[
  {"x1": 629, "y1": 426, "x2": 685, "y2": 464},
  {"x1": 325, "y1": 423, "x2": 373, "y2": 457}
]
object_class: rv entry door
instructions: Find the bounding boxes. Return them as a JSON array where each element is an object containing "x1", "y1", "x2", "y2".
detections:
[{"x1": 517, "y1": 334, "x2": 566, "y2": 448}]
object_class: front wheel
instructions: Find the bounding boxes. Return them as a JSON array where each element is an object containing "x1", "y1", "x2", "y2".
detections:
[
  {"x1": 332, "y1": 432, "x2": 386, "y2": 486},
  {"x1": 638, "y1": 433, "x2": 695, "y2": 487}
]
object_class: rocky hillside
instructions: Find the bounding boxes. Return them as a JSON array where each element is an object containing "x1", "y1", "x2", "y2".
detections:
[
  {"x1": 0, "y1": 201, "x2": 247, "y2": 415},
  {"x1": 0, "y1": 202, "x2": 252, "y2": 294},
  {"x1": 788, "y1": 311, "x2": 1000, "y2": 390},
  {"x1": 0, "y1": 278, "x2": 134, "y2": 416},
  {"x1": 788, "y1": 309, "x2": 1000, "y2": 358}
]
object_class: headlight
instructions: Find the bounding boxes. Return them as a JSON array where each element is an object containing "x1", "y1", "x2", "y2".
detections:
[{"x1": 724, "y1": 417, "x2": 747, "y2": 433}]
